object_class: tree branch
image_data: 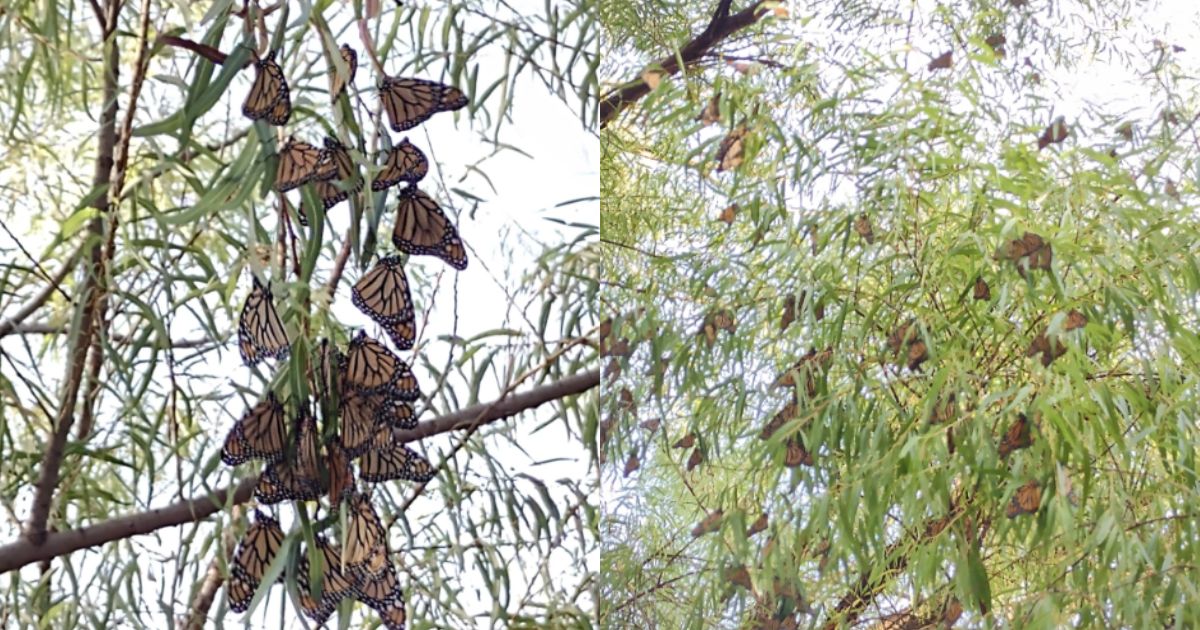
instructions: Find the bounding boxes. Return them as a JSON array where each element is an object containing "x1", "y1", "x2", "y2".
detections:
[
  {"x1": 598, "y1": 0, "x2": 769, "y2": 128},
  {"x1": 0, "y1": 249, "x2": 82, "y2": 338},
  {"x1": 0, "y1": 369, "x2": 598, "y2": 573},
  {"x1": 3, "y1": 323, "x2": 214, "y2": 348},
  {"x1": 23, "y1": 0, "x2": 122, "y2": 545}
]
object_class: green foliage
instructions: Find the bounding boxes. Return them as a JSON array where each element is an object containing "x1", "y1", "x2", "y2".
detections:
[
  {"x1": 601, "y1": 1, "x2": 1200, "y2": 628},
  {"x1": 0, "y1": 0, "x2": 597, "y2": 628}
]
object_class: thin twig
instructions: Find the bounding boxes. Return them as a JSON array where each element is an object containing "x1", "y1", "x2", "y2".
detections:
[{"x1": 0, "y1": 249, "x2": 83, "y2": 338}]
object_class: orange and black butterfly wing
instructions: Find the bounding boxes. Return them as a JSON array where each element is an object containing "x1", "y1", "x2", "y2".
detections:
[
  {"x1": 298, "y1": 536, "x2": 357, "y2": 623},
  {"x1": 238, "y1": 277, "x2": 290, "y2": 366},
  {"x1": 331, "y1": 44, "x2": 358, "y2": 100},
  {"x1": 275, "y1": 139, "x2": 327, "y2": 193},
  {"x1": 361, "y1": 441, "x2": 436, "y2": 483},
  {"x1": 254, "y1": 461, "x2": 322, "y2": 504},
  {"x1": 379, "y1": 76, "x2": 466, "y2": 132},
  {"x1": 228, "y1": 511, "x2": 285, "y2": 612},
  {"x1": 243, "y1": 52, "x2": 289, "y2": 123},
  {"x1": 222, "y1": 392, "x2": 288, "y2": 465},
  {"x1": 352, "y1": 561, "x2": 407, "y2": 630},
  {"x1": 344, "y1": 492, "x2": 386, "y2": 567},
  {"x1": 340, "y1": 389, "x2": 381, "y2": 458},
  {"x1": 393, "y1": 185, "x2": 468, "y2": 270},
  {"x1": 342, "y1": 330, "x2": 421, "y2": 400},
  {"x1": 371, "y1": 139, "x2": 428, "y2": 191},
  {"x1": 351, "y1": 257, "x2": 417, "y2": 351},
  {"x1": 379, "y1": 398, "x2": 418, "y2": 430},
  {"x1": 316, "y1": 137, "x2": 363, "y2": 209}
]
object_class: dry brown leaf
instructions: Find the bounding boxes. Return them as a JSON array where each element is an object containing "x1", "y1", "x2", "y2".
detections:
[
  {"x1": 686, "y1": 447, "x2": 704, "y2": 471},
  {"x1": 673, "y1": 433, "x2": 696, "y2": 449},
  {"x1": 624, "y1": 453, "x2": 640, "y2": 477},
  {"x1": 691, "y1": 509, "x2": 724, "y2": 537},
  {"x1": 928, "y1": 50, "x2": 952, "y2": 71}
]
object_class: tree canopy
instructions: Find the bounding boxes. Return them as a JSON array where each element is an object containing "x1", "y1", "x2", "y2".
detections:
[
  {"x1": 0, "y1": 0, "x2": 598, "y2": 628},
  {"x1": 600, "y1": 0, "x2": 1200, "y2": 628}
]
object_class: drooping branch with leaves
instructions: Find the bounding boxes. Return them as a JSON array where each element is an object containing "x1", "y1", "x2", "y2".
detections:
[
  {"x1": 0, "y1": 0, "x2": 598, "y2": 628},
  {"x1": 601, "y1": 0, "x2": 1200, "y2": 628}
]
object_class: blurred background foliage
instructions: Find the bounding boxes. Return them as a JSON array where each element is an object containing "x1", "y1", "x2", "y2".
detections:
[
  {"x1": 600, "y1": 0, "x2": 1200, "y2": 628},
  {"x1": 0, "y1": 0, "x2": 598, "y2": 627}
]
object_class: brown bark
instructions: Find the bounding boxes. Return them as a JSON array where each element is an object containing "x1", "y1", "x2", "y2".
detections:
[
  {"x1": 0, "y1": 369, "x2": 598, "y2": 573},
  {"x1": 23, "y1": 0, "x2": 120, "y2": 546},
  {"x1": 598, "y1": 0, "x2": 769, "y2": 128}
]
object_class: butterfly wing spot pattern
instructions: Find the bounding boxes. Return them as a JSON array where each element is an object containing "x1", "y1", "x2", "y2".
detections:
[
  {"x1": 243, "y1": 51, "x2": 290, "y2": 126},
  {"x1": 238, "y1": 276, "x2": 290, "y2": 366},
  {"x1": 393, "y1": 185, "x2": 468, "y2": 269},
  {"x1": 221, "y1": 392, "x2": 288, "y2": 465},
  {"x1": 379, "y1": 76, "x2": 469, "y2": 132},
  {"x1": 227, "y1": 511, "x2": 285, "y2": 612},
  {"x1": 1007, "y1": 481, "x2": 1042, "y2": 518},
  {"x1": 351, "y1": 257, "x2": 417, "y2": 351}
]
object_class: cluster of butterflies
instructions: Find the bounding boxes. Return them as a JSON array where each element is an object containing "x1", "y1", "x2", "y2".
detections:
[
  {"x1": 224, "y1": 40, "x2": 473, "y2": 629},
  {"x1": 246, "y1": 44, "x2": 469, "y2": 270}
]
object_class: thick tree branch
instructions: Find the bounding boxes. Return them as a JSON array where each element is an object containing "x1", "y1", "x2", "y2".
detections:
[
  {"x1": 4, "y1": 323, "x2": 213, "y2": 348},
  {"x1": 23, "y1": 0, "x2": 121, "y2": 545},
  {"x1": 0, "y1": 369, "x2": 598, "y2": 574},
  {"x1": 598, "y1": 0, "x2": 769, "y2": 128}
]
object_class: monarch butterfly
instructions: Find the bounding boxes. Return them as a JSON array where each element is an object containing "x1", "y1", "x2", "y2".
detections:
[
  {"x1": 379, "y1": 75, "x2": 468, "y2": 132},
  {"x1": 227, "y1": 511, "x2": 285, "y2": 612},
  {"x1": 314, "y1": 137, "x2": 363, "y2": 209},
  {"x1": 243, "y1": 51, "x2": 290, "y2": 126},
  {"x1": 326, "y1": 440, "x2": 355, "y2": 504},
  {"x1": 276, "y1": 137, "x2": 330, "y2": 193},
  {"x1": 296, "y1": 408, "x2": 322, "y2": 480},
  {"x1": 222, "y1": 392, "x2": 288, "y2": 465},
  {"x1": 361, "y1": 436, "x2": 436, "y2": 483},
  {"x1": 238, "y1": 276, "x2": 290, "y2": 366},
  {"x1": 393, "y1": 185, "x2": 468, "y2": 270},
  {"x1": 255, "y1": 460, "x2": 322, "y2": 504},
  {"x1": 371, "y1": 138, "x2": 428, "y2": 191},
  {"x1": 343, "y1": 492, "x2": 386, "y2": 567},
  {"x1": 342, "y1": 330, "x2": 421, "y2": 400},
  {"x1": 1006, "y1": 480, "x2": 1042, "y2": 518},
  {"x1": 352, "y1": 560, "x2": 407, "y2": 630},
  {"x1": 998, "y1": 413, "x2": 1033, "y2": 458},
  {"x1": 297, "y1": 536, "x2": 357, "y2": 624},
  {"x1": 340, "y1": 388, "x2": 382, "y2": 458},
  {"x1": 330, "y1": 44, "x2": 357, "y2": 100},
  {"x1": 351, "y1": 257, "x2": 416, "y2": 351},
  {"x1": 378, "y1": 398, "x2": 417, "y2": 430}
]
